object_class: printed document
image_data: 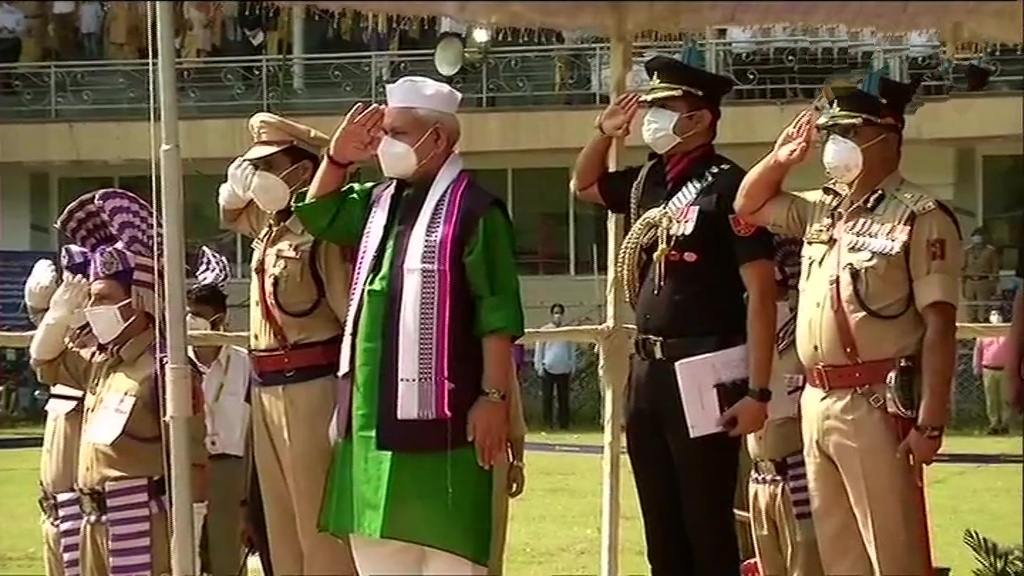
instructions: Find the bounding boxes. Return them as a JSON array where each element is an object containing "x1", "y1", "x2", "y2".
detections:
[{"x1": 673, "y1": 344, "x2": 748, "y2": 437}]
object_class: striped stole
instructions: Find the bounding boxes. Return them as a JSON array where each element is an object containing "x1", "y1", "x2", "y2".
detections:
[
  {"x1": 55, "y1": 492, "x2": 84, "y2": 576},
  {"x1": 783, "y1": 452, "x2": 815, "y2": 540},
  {"x1": 104, "y1": 478, "x2": 166, "y2": 576}
]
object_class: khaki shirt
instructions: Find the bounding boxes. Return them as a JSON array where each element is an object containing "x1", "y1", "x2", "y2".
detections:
[
  {"x1": 223, "y1": 204, "x2": 352, "y2": 351},
  {"x1": 36, "y1": 328, "x2": 208, "y2": 490},
  {"x1": 756, "y1": 173, "x2": 963, "y2": 367},
  {"x1": 963, "y1": 244, "x2": 999, "y2": 278},
  {"x1": 39, "y1": 332, "x2": 96, "y2": 493}
]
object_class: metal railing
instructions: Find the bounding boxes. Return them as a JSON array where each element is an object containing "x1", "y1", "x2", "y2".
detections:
[
  {"x1": 0, "y1": 40, "x2": 1020, "y2": 122},
  {"x1": 0, "y1": 323, "x2": 1013, "y2": 429}
]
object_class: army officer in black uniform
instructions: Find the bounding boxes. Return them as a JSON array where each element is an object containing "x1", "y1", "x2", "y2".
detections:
[{"x1": 572, "y1": 56, "x2": 778, "y2": 576}]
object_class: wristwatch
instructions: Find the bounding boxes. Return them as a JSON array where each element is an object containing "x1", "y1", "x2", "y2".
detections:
[
  {"x1": 481, "y1": 388, "x2": 507, "y2": 403},
  {"x1": 915, "y1": 425, "x2": 944, "y2": 439},
  {"x1": 747, "y1": 387, "x2": 772, "y2": 403},
  {"x1": 593, "y1": 114, "x2": 608, "y2": 136}
]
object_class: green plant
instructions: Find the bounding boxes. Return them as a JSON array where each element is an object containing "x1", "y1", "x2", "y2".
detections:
[{"x1": 963, "y1": 528, "x2": 1024, "y2": 576}]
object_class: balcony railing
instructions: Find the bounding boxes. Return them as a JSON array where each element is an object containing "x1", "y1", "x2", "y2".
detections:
[{"x1": 0, "y1": 40, "x2": 1020, "y2": 122}]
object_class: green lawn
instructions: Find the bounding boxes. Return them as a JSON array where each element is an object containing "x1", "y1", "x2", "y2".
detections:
[{"x1": 1, "y1": 434, "x2": 1021, "y2": 575}]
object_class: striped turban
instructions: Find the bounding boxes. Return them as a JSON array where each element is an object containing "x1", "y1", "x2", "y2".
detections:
[
  {"x1": 59, "y1": 244, "x2": 91, "y2": 277},
  {"x1": 55, "y1": 189, "x2": 159, "y2": 314},
  {"x1": 193, "y1": 246, "x2": 230, "y2": 290}
]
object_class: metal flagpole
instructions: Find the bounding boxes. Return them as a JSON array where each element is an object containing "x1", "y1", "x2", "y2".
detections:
[{"x1": 153, "y1": 2, "x2": 196, "y2": 575}]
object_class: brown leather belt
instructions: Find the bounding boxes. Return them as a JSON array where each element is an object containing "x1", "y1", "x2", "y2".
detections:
[
  {"x1": 805, "y1": 358, "x2": 897, "y2": 391},
  {"x1": 250, "y1": 338, "x2": 341, "y2": 374}
]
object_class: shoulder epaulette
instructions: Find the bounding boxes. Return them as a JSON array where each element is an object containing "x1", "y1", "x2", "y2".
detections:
[{"x1": 890, "y1": 183, "x2": 939, "y2": 216}]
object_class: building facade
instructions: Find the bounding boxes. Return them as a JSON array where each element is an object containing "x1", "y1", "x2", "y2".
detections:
[{"x1": 0, "y1": 39, "x2": 1021, "y2": 328}]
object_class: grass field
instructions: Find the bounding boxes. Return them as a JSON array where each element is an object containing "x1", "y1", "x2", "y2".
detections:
[{"x1": 0, "y1": 431, "x2": 1020, "y2": 575}]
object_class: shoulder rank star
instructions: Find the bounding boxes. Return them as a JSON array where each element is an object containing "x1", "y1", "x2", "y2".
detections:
[{"x1": 729, "y1": 215, "x2": 758, "y2": 237}]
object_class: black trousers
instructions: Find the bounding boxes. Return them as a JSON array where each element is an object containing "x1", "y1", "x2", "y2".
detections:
[
  {"x1": 541, "y1": 370, "x2": 571, "y2": 429},
  {"x1": 625, "y1": 349, "x2": 746, "y2": 576}
]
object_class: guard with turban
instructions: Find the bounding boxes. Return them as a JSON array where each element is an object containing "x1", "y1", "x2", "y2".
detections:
[
  {"x1": 31, "y1": 188, "x2": 209, "y2": 576},
  {"x1": 24, "y1": 243, "x2": 95, "y2": 576},
  {"x1": 185, "y1": 246, "x2": 253, "y2": 576}
]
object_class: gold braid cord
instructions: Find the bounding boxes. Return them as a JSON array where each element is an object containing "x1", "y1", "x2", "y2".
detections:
[{"x1": 616, "y1": 207, "x2": 674, "y2": 309}]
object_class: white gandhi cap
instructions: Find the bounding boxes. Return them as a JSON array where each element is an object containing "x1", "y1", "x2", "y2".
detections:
[{"x1": 385, "y1": 76, "x2": 463, "y2": 114}]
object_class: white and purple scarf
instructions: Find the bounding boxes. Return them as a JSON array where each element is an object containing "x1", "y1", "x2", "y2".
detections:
[{"x1": 333, "y1": 154, "x2": 470, "y2": 438}]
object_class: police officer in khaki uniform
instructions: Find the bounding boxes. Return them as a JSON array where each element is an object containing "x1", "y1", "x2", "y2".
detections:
[
  {"x1": 963, "y1": 226, "x2": 1000, "y2": 321},
  {"x1": 745, "y1": 238, "x2": 823, "y2": 576},
  {"x1": 24, "y1": 247, "x2": 94, "y2": 576},
  {"x1": 218, "y1": 112, "x2": 355, "y2": 575},
  {"x1": 31, "y1": 189, "x2": 209, "y2": 576},
  {"x1": 734, "y1": 75, "x2": 962, "y2": 575}
]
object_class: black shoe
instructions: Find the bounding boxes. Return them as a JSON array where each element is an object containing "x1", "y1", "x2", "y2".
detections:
[
  {"x1": 997, "y1": 425, "x2": 1011, "y2": 435},
  {"x1": 986, "y1": 426, "x2": 1001, "y2": 435}
]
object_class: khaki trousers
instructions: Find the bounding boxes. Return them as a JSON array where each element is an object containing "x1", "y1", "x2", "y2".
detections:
[
  {"x1": 204, "y1": 456, "x2": 247, "y2": 575},
  {"x1": 983, "y1": 368, "x2": 1014, "y2": 428},
  {"x1": 748, "y1": 479, "x2": 823, "y2": 576},
  {"x1": 42, "y1": 516, "x2": 63, "y2": 576},
  {"x1": 252, "y1": 376, "x2": 355, "y2": 575},
  {"x1": 801, "y1": 384, "x2": 929, "y2": 576},
  {"x1": 81, "y1": 510, "x2": 170, "y2": 576},
  {"x1": 964, "y1": 279, "x2": 998, "y2": 321}
]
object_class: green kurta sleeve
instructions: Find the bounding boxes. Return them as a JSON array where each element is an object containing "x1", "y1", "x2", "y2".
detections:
[
  {"x1": 464, "y1": 206, "x2": 525, "y2": 339},
  {"x1": 292, "y1": 182, "x2": 378, "y2": 247}
]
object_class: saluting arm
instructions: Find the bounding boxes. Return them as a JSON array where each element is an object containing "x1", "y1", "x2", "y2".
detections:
[
  {"x1": 733, "y1": 156, "x2": 791, "y2": 223},
  {"x1": 292, "y1": 182, "x2": 376, "y2": 247},
  {"x1": 571, "y1": 133, "x2": 617, "y2": 205},
  {"x1": 218, "y1": 157, "x2": 269, "y2": 238}
]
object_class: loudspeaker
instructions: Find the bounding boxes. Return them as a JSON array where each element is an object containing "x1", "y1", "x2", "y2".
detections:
[{"x1": 433, "y1": 32, "x2": 466, "y2": 78}]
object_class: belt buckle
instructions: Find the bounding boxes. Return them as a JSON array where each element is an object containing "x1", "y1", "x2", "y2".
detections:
[
  {"x1": 812, "y1": 365, "x2": 830, "y2": 392},
  {"x1": 648, "y1": 337, "x2": 665, "y2": 361}
]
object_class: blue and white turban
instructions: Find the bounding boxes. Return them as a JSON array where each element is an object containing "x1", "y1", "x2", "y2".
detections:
[{"x1": 193, "y1": 246, "x2": 231, "y2": 290}]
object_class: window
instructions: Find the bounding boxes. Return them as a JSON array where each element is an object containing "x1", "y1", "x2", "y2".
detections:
[
  {"x1": 981, "y1": 155, "x2": 1024, "y2": 271},
  {"x1": 57, "y1": 177, "x2": 115, "y2": 213},
  {"x1": 511, "y1": 167, "x2": 570, "y2": 275},
  {"x1": 574, "y1": 199, "x2": 609, "y2": 275}
]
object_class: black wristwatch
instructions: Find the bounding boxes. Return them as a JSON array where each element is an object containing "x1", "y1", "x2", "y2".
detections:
[
  {"x1": 915, "y1": 424, "x2": 945, "y2": 439},
  {"x1": 747, "y1": 387, "x2": 772, "y2": 403}
]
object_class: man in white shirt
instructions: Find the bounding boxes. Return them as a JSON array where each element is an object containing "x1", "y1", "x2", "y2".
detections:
[
  {"x1": 187, "y1": 247, "x2": 252, "y2": 576},
  {"x1": 533, "y1": 303, "x2": 577, "y2": 429},
  {"x1": 49, "y1": 0, "x2": 77, "y2": 60},
  {"x1": 76, "y1": 1, "x2": 104, "y2": 59}
]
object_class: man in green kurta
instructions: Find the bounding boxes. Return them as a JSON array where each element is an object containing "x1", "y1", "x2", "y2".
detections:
[{"x1": 293, "y1": 76, "x2": 525, "y2": 575}]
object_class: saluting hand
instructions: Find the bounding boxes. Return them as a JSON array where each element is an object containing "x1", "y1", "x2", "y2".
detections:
[
  {"x1": 771, "y1": 109, "x2": 818, "y2": 168},
  {"x1": 896, "y1": 428, "x2": 942, "y2": 479},
  {"x1": 328, "y1": 102, "x2": 385, "y2": 166},
  {"x1": 717, "y1": 396, "x2": 768, "y2": 437},
  {"x1": 598, "y1": 93, "x2": 641, "y2": 138},
  {"x1": 467, "y1": 397, "x2": 509, "y2": 470}
]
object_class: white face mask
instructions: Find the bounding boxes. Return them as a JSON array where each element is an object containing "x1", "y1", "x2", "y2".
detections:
[
  {"x1": 971, "y1": 235, "x2": 984, "y2": 245},
  {"x1": 187, "y1": 313, "x2": 212, "y2": 332},
  {"x1": 990, "y1": 313, "x2": 1003, "y2": 324},
  {"x1": 641, "y1": 108, "x2": 682, "y2": 155},
  {"x1": 84, "y1": 300, "x2": 132, "y2": 344},
  {"x1": 377, "y1": 136, "x2": 419, "y2": 179},
  {"x1": 249, "y1": 169, "x2": 293, "y2": 213},
  {"x1": 821, "y1": 135, "x2": 863, "y2": 184}
]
